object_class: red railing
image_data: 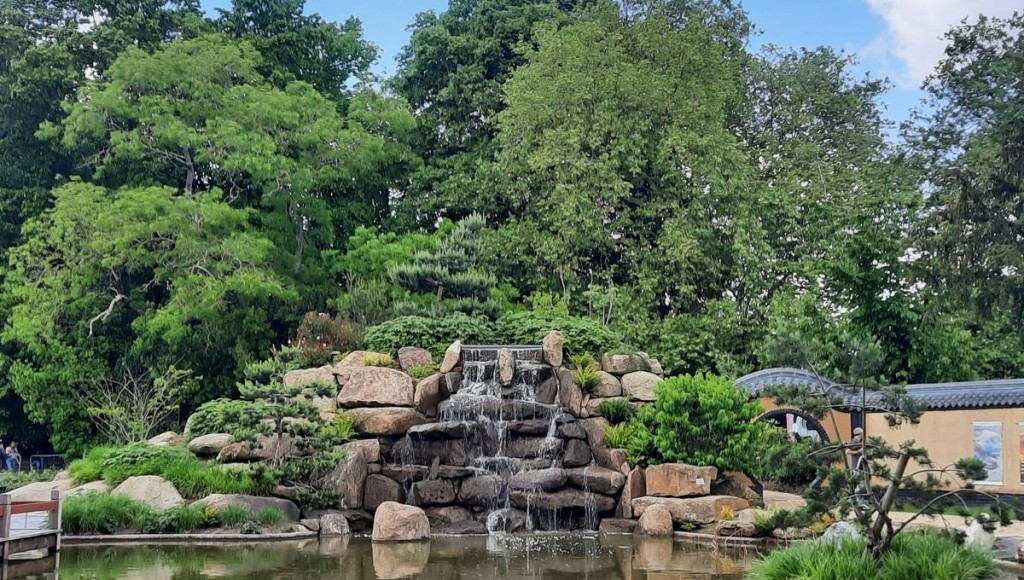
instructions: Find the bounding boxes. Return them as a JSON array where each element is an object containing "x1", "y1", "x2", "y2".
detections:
[{"x1": 0, "y1": 490, "x2": 62, "y2": 542}]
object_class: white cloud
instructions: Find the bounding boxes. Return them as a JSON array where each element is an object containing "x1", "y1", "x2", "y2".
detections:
[{"x1": 864, "y1": 0, "x2": 1019, "y2": 86}]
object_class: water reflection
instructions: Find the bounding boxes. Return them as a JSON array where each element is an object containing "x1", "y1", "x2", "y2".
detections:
[{"x1": 53, "y1": 535, "x2": 761, "y2": 579}]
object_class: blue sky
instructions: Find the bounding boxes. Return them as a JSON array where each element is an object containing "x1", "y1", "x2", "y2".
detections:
[{"x1": 203, "y1": 0, "x2": 1019, "y2": 125}]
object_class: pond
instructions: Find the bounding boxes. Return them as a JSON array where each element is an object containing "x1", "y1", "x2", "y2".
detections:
[{"x1": 48, "y1": 535, "x2": 760, "y2": 579}]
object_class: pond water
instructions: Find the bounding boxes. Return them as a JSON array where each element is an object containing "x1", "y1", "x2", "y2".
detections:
[{"x1": 48, "y1": 535, "x2": 760, "y2": 579}]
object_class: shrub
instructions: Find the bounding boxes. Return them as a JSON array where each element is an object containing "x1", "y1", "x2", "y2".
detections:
[
  {"x1": 185, "y1": 398, "x2": 267, "y2": 439},
  {"x1": 256, "y1": 508, "x2": 284, "y2": 525},
  {"x1": 63, "y1": 491, "x2": 153, "y2": 534},
  {"x1": 215, "y1": 505, "x2": 250, "y2": 527},
  {"x1": 69, "y1": 446, "x2": 114, "y2": 484},
  {"x1": 598, "y1": 399, "x2": 633, "y2": 424},
  {"x1": 603, "y1": 422, "x2": 636, "y2": 449},
  {"x1": 294, "y1": 312, "x2": 362, "y2": 367},
  {"x1": 362, "y1": 313, "x2": 495, "y2": 357},
  {"x1": 319, "y1": 414, "x2": 360, "y2": 446},
  {"x1": 749, "y1": 531, "x2": 996, "y2": 580},
  {"x1": 574, "y1": 365, "x2": 601, "y2": 393},
  {"x1": 362, "y1": 353, "x2": 393, "y2": 367},
  {"x1": 495, "y1": 311, "x2": 623, "y2": 356},
  {"x1": 407, "y1": 363, "x2": 440, "y2": 380},
  {"x1": 0, "y1": 468, "x2": 58, "y2": 490},
  {"x1": 754, "y1": 430, "x2": 839, "y2": 488},
  {"x1": 751, "y1": 507, "x2": 814, "y2": 535}
]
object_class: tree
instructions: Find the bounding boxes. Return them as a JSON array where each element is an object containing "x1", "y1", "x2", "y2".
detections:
[{"x1": 78, "y1": 362, "x2": 193, "y2": 445}]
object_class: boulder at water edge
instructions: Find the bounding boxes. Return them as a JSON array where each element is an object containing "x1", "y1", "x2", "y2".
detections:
[
  {"x1": 319, "y1": 511, "x2": 351, "y2": 536},
  {"x1": 371, "y1": 502, "x2": 430, "y2": 541},
  {"x1": 113, "y1": 475, "x2": 183, "y2": 510},
  {"x1": 345, "y1": 407, "x2": 428, "y2": 436},
  {"x1": 315, "y1": 451, "x2": 368, "y2": 509},
  {"x1": 632, "y1": 496, "x2": 749, "y2": 525},
  {"x1": 637, "y1": 503, "x2": 674, "y2": 536},
  {"x1": 645, "y1": 464, "x2": 716, "y2": 497},
  {"x1": 193, "y1": 494, "x2": 300, "y2": 521}
]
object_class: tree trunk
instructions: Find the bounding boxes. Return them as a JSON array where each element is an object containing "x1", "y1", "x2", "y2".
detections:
[{"x1": 870, "y1": 449, "x2": 911, "y2": 557}]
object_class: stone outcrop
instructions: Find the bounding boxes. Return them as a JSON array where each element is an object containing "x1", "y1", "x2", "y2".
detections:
[
  {"x1": 578, "y1": 417, "x2": 609, "y2": 449},
  {"x1": 509, "y1": 489, "x2": 617, "y2": 512},
  {"x1": 711, "y1": 472, "x2": 763, "y2": 507},
  {"x1": 772, "y1": 527, "x2": 814, "y2": 540},
  {"x1": 283, "y1": 365, "x2": 336, "y2": 388},
  {"x1": 616, "y1": 467, "x2": 646, "y2": 519},
  {"x1": 364, "y1": 474, "x2": 405, "y2": 511},
  {"x1": 620, "y1": 371, "x2": 660, "y2": 401},
  {"x1": 319, "y1": 511, "x2": 351, "y2": 536},
  {"x1": 409, "y1": 480, "x2": 456, "y2": 507},
  {"x1": 336, "y1": 351, "x2": 388, "y2": 367},
  {"x1": 371, "y1": 502, "x2": 430, "y2": 541},
  {"x1": 340, "y1": 439, "x2": 381, "y2": 463},
  {"x1": 632, "y1": 496, "x2": 750, "y2": 525},
  {"x1": 599, "y1": 518, "x2": 638, "y2": 533},
  {"x1": 8, "y1": 480, "x2": 72, "y2": 503},
  {"x1": 509, "y1": 468, "x2": 567, "y2": 492},
  {"x1": 497, "y1": 348, "x2": 515, "y2": 386},
  {"x1": 397, "y1": 347, "x2": 432, "y2": 371},
  {"x1": 566, "y1": 466, "x2": 625, "y2": 495},
  {"x1": 561, "y1": 439, "x2": 593, "y2": 468},
  {"x1": 438, "y1": 341, "x2": 461, "y2": 373},
  {"x1": 715, "y1": 508, "x2": 758, "y2": 537},
  {"x1": 188, "y1": 433, "x2": 232, "y2": 457},
  {"x1": 346, "y1": 407, "x2": 428, "y2": 436},
  {"x1": 593, "y1": 373, "x2": 622, "y2": 398},
  {"x1": 113, "y1": 476, "x2": 183, "y2": 510},
  {"x1": 557, "y1": 368, "x2": 583, "y2": 416},
  {"x1": 542, "y1": 330, "x2": 564, "y2": 367},
  {"x1": 426, "y1": 506, "x2": 486, "y2": 534},
  {"x1": 65, "y1": 481, "x2": 112, "y2": 497},
  {"x1": 315, "y1": 451, "x2": 368, "y2": 509},
  {"x1": 337, "y1": 367, "x2": 414, "y2": 408},
  {"x1": 147, "y1": 431, "x2": 184, "y2": 446},
  {"x1": 414, "y1": 374, "x2": 447, "y2": 418},
  {"x1": 637, "y1": 503, "x2": 673, "y2": 536},
  {"x1": 593, "y1": 448, "x2": 629, "y2": 475},
  {"x1": 601, "y1": 354, "x2": 643, "y2": 375},
  {"x1": 645, "y1": 464, "x2": 716, "y2": 497},
  {"x1": 459, "y1": 475, "x2": 502, "y2": 507},
  {"x1": 194, "y1": 494, "x2": 301, "y2": 522}
]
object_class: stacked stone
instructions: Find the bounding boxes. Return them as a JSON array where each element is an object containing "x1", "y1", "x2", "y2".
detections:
[{"x1": 581, "y1": 352, "x2": 664, "y2": 418}]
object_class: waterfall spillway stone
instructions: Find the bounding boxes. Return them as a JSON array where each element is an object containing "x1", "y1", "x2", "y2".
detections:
[{"x1": 383, "y1": 344, "x2": 610, "y2": 532}]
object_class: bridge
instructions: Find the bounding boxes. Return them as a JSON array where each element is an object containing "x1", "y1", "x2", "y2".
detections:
[{"x1": 0, "y1": 490, "x2": 62, "y2": 578}]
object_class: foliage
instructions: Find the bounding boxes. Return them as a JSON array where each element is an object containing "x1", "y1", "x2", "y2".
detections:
[
  {"x1": 214, "y1": 505, "x2": 250, "y2": 527},
  {"x1": 751, "y1": 507, "x2": 814, "y2": 535},
  {"x1": 749, "y1": 531, "x2": 997, "y2": 580},
  {"x1": 754, "y1": 429, "x2": 840, "y2": 488},
  {"x1": 0, "y1": 468, "x2": 58, "y2": 491},
  {"x1": 185, "y1": 399, "x2": 267, "y2": 439},
  {"x1": 407, "y1": 364, "x2": 440, "y2": 381},
  {"x1": 602, "y1": 422, "x2": 636, "y2": 450},
  {"x1": 319, "y1": 414, "x2": 360, "y2": 446},
  {"x1": 597, "y1": 399, "x2": 633, "y2": 424},
  {"x1": 294, "y1": 312, "x2": 363, "y2": 368},
  {"x1": 78, "y1": 362, "x2": 193, "y2": 446},
  {"x1": 495, "y1": 311, "x2": 623, "y2": 357},
  {"x1": 256, "y1": 508, "x2": 284, "y2": 526},
  {"x1": 574, "y1": 365, "x2": 602, "y2": 393},
  {"x1": 362, "y1": 314, "x2": 496, "y2": 357},
  {"x1": 62, "y1": 492, "x2": 219, "y2": 535},
  {"x1": 362, "y1": 354, "x2": 394, "y2": 367}
]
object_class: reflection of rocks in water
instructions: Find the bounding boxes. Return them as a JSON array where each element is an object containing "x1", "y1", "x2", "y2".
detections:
[
  {"x1": 318, "y1": 535, "x2": 350, "y2": 556},
  {"x1": 371, "y1": 540, "x2": 430, "y2": 580},
  {"x1": 632, "y1": 537, "x2": 758, "y2": 578}
]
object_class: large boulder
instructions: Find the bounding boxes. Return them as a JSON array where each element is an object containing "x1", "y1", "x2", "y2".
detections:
[
  {"x1": 711, "y1": 472, "x2": 763, "y2": 508},
  {"x1": 562, "y1": 439, "x2": 593, "y2": 468},
  {"x1": 616, "y1": 467, "x2": 646, "y2": 519},
  {"x1": 542, "y1": 330, "x2": 564, "y2": 367},
  {"x1": 397, "y1": 346, "x2": 433, "y2": 371},
  {"x1": 283, "y1": 365, "x2": 336, "y2": 388},
  {"x1": 371, "y1": 502, "x2": 430, "y2": 541},
  {"x1": 508, "y1": 468, "x2": 567, "y2": 492},
  {"x1": 364, "y1": 474, "x2": 406, "y2": 511},
  {"x1": 413, "y1": 374, "x2": 447, "y2": 418},
  {"x1": 593, "y1": 373, "x2": 622, "y2": 398},
  {"x1": 632, "y1": 496, "x2": 749, "y2": 525},
  {"x1": 578, "y1": 417, "x2": 610, "y2": 450},
  {"x1": 509, "y1": 488, "x2": 617, "y2": 512},
  {"x1": 409, "y1": 480, "x2": 456, "y2": 507},
  {"x1": 319, "y1": 511, "x2": 351, "y2": 536},
  {"x1": 715, "y1": 508, "x2": 759, "y2": 537},
  {"x1": 601, "y1": 354, "x2": 645, "y2": 375},
  {"x1": 340, "y1": 439, "x2": 381, "y2": 463},
  {"x1": 315, "y1": 451, "x2": 368, "y2": 509},
  {"x1": 112, "y1": 475, "x2": 183, "y2": 510},
  {"x1": 438, "y1": 341, "x2": 461, "y2": 373},
  {"x1": 620, "y1": 371, "x2": 660, "y2": 401},
  {"x1": 459, "y1": 475, "x2": 502, "y2": 507},
  {"x1": 637, "y1": 504, "x2": 673, "y2": 536},
  {"x1": 346, "y1": 407, "x2": 428, "y2": 436},
  {"x1": 645, "y1": 464, "x2": 716, "y2": 497},
  {"x1": 593, "y1": 448, "x2": 630, "y2": 475},
  {"x1": 9, "y1": 480, "x2": 73, "y2": 502},
  {"x1": 497, "y1": 348, "x2": 515, "y2": 386},
  {"x1": 194, "y1": 494, "x2": 300, "y2": 522},
  {"x1": 425, "y1": 506, "x2": 486, "y2": 534},
  {"x1": 188, "y1": 433, "x2": 232, "y2": 457},
  {"x1": 566, "y1": 466, "x2": 626, "y2": 495},
  {"x1": 66, "y1": 481, "x2": 112, "y2": 497},
  {"x1": 147, "y1": 431, "x2": 184, "y2": 447},
  {"x1": 336, "y1": 367, "x2": 415, "y2": 408},
  {"x1": 557, "y1": 368, "x2": 583, "y2": 417},
  {"x1": 535, "y1": 377, "x2": 558, "y2": 405}
]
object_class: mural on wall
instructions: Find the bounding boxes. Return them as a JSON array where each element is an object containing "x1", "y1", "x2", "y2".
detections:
[{"x1": 972, "y1": 422, "x2": 1003, "y2": 484}]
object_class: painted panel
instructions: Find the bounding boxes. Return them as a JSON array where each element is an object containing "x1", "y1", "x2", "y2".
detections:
[{"x1": 972, "y1": 422, "x2": 1003, "y2": 485}]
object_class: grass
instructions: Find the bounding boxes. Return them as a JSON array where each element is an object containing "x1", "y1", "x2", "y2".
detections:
[
  {"x1": 598, "y1": 399, "x2": 633, "y2": 424},
  {"x1": 0, "y1": 468, "x2": 58, "y2": 490},
  {"x1": 64, "y1": 492, "x2": 288, "y2": 535},
  {"x1": 68, "y1": 443, "x2": 275, "y2": 499},
  {"x1": 319, "y1": 414, "x2": 360, "y2": 446},
  {"x1": 603, "y1": 422, "x2": 634, "y2": 449},
  {"x1": 256, "y1": 508, "x2": 284, "y2": 525},
  {"x1": 215, "y1": 505, "x2": 250, "y2": 526},
  {"x1": 407, "y1": 363, "x2": 440, "y2": 380},
  {"x1": 362, "y1": 353, "x2": 393, "y2": 367},
  {"x1": 749, "y1": 530, "x2": 997, "y2": 580}
]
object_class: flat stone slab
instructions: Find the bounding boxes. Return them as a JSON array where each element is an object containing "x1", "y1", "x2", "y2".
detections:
[{"x1": 632, "y1": 495, "x2": 750, "y2": 525}]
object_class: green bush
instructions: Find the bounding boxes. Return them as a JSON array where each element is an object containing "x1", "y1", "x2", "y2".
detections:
[
  {"x1": 362, "y1": 353, "x2": 393, "y2": 367},
  {"x1": 294, "y1": 312, "x2": 362, "y2": 367},
  {"x1": 752, "y1": 507, "x2": 814, "y2": 535},
  {"x1": 256, "y1": 508, "x2": 284, "y2": 525},
  {"x1": 185, "y1": 398, "x2": 268, "y2": 438},
  {"x1": 598, "y1": 399, "x2": 633, "y2": 424},
  {"x1": 603, "y1": 422, "x2": 636, "y2": 449},
  {"x1": 754, "y1": 430, "x2": 839, "y2": 487},
  {"x1": 214, "y1": 505, "x2": 250, "y2": 527},
  {"x1": 407, "y1": 363, "x2": 440, "y2": 380},
  {"x1": 319, "y1": 414, "x2": 360, "y2": 446},
  {"x1": 362, "y1": 313, "x2": 495, "y2": 356},
  {"x1": 0, "y1": 468, "x2": 58, "y2": 490},
  {"x1": 749, "y1": 531, "x2": 997, "y2": 580},
  {"x1": 69, "y1": 446, "x2": 113, "y2": 484},
  {"x1": 63, "y1": 492, "x2": 222, "y2": 535},
  {"x1": 495, "y1": 311, "x2": 623, "y2": 356}
]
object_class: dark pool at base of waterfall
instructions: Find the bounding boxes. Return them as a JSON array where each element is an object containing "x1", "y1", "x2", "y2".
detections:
[{"x1": 50, "y1": 535, "x2": 759, "y2": 579}]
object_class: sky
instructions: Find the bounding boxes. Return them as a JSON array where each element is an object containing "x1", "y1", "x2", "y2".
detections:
[{"x1": 203, "y1": 0, "x2": 1020, "y2": 125}]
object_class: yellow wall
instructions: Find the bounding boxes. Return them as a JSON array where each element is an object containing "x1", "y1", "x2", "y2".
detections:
[
  {"x1": 758, "y1": 398, "x2": 853, "y2": 444},
  {"x1": 866, "y1": 408, "x2": 1024, "y2": 495}
]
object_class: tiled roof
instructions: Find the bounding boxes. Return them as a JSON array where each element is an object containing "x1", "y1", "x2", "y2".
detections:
[{"x1": 735, "y1": 368, "x2": 1024, "y2": 412}]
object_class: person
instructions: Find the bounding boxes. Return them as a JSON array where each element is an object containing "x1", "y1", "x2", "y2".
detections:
[
  {"x1": 0, "y1": 439, "x2": 6, "y2": 469},
  {"x1": 845, "y1": 427, "x2": 864, "y2": 471},
  {"x1": 5, "y1": 442, "x2": 20, "y2": 472}
]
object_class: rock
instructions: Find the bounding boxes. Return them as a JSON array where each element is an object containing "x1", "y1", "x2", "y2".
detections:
[
  {"x1": 599, "y1": 518, "x2": 637, "y2": 534},
  {"x1": 772, "y1": 527, "x2": 815, "y2": 540},
  {"x1": 647, "y1": 358, "x2": 664, "y2": 376},
  {"x1": 962, "y1": 516, "x2": 996, "y2": 549},
  {"x1": 556, "y1": 422, "x2": 587, "y2": 440},
  {"x1": 315, "y1": 451, "x2": 368, "y2": 509},
  {"x1": 397, "y1": 346, "x2": 433, "y2": 370},
  {"x1": 442, "y1": 371, "x2": 462, "y2": 395},
  {"x1": 593, "y1": 448, "x2": 630, "y2": 475},
  {"x1": 148, "y1": 431, "x2": 184, "y2": 446},
  {"x1": 340, "y1": 439, "x2": 381, "y2": 463},
  {"x1": 371, "y1": 502, "x2": 431, "y2": 541},
  {"x1": 580, "y1": 394, "x2": 591, "y2": 418},
  {"x1": 459, "y1": 475, "x2": 503, "y2": 507},
  {"x1": 66, "y1": 481, "x2": 111, "y2": 497},
  {"x1": 566, "y1": 466, "x2": 626, "y2": 495},
  {"x1": 620, "y1": 371, "x2": 660, "y2": 401},
  {"x1": 562, "y1": 439, "x2": 593, "y2": 468},
  {"x1": 112, "y1": 476, "x2": 183, "y2": 510},
  {"x1": 711, "y1": 473, "x2": 763, "y2": 508},
  {"x1": 372, "y1": 540, "x2": 430, "y2": 579},
  {"x1": 637, "y1": 504, "x2": 674, "y2": 536},
  {"x1": 346, "y1": 407, "x2": 428, "y2": 436},
  {"x1": 715, "y1": 509, "x2": 759, "y2": 537},
  {"x1": 336, "y1": 351, "x2": 389, "y2": 367},
  {"x1": 535, "y1": 377, "x2": 558, "y2": 405},
  {"x1": 497, "y1": 348, "x2": 515, "y2": 386},
  {"x1": 557, "y1": 368, "x2": 584, "y2": 416},
  {"x1": 8, "y1": 480, "x2": 72, "y2": 502},
  {"x1": 319, "y1": 511, "x2": 351, "y2": 536},
  {"x1": 273, "y1": 485, "x2": 299, "y2": 500},
  {"x1": 601, "y1": 354, "x2": 645, "y2": 375},
  {"x1": 542, "y1": 330, "x2": 564, "y2": 366},
  {"x1": 413, "y1": 374, "x2": 447, "y2": 418},
  {"x1": 1017, "y1": 540, "x2": 1023, "y2": 563},
  {"x1": 301, "y1": 518, "x2": 321, "y2": 532},
  {"x1": 188, "y1": 433, "x2": 233, "y2": 457},
  {"x1": 438, "y1": 341, "x2": 461, "y2": 374},
  {"x1": 194, "y1": 494, "x2": 301, "y2": 521},
  {"x1": 616, "y1": 467, "x2": 646, "y2": 519},
  {"x1": 645, "y1": 464, "x2": 716, "y2": 497},
  {"x1": 284, "y1": 365, "x2": 337, "y2": 388},
  {"x1": 391, "y1": 435, "x2": 470, "y2": 466},
  {"x1": 632, "y1": 496, "x2": 749, "y2": 525},
  {"x1": 336, "y1": 367, "x2": 415, "y2": 408},
  {"x1": 426, "y1": 506, "x2": 486, "y2": 534},
  {"x1": 54, "y1": 471, "x2": 71, "y2": 481},
  {"x1": 486, "y1": 508, "x2": 529, "y2": 533},
  {"x1": 578, "y1": 417, "x2": 609, "y2": 449},
  {"x1": 764, "y1": 490, "x2": 806, "y2": 510},
  {"x1": 509, "y1": 468, "x2": 567, "y2": 492},
  {"x1": 820, "y1": 521, "x2": 862, "y2": 544},
  {"x1": 509, "y1": 489, "x2": 617, "y2": 512},
  {"x1": 593, "y1": 373, "x2": 622, "y2": 398},
  {"x1": 409, "y1": 480, "x2": 456, "y2": 507},
  {"x1": 364, "y1": 474, "x2": 405, "y2": 512},
  {"x1": 368, "y1": 463, "x2": 381, "y2": 474}
]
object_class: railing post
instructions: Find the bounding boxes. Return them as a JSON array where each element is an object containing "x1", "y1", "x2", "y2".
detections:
[
  {"x1": 49, "y1": 489, "x2": 61, "y2": 551},
  {"x1": 0, "y1": 494, "x2": 10, "y2": 540}
]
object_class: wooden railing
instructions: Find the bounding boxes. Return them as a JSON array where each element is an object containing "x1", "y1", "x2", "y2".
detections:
[{"x1": 0, "y1": 490, "x2": 62, "y2": 550}]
